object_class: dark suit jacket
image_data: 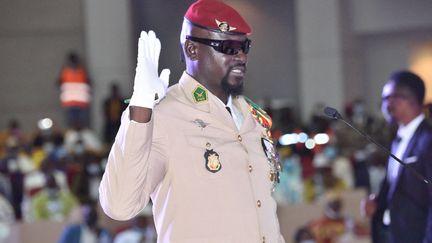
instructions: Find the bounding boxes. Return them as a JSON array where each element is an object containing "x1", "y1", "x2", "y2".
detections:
[{"x1": 372, "y1": 119, "x2": 432, "y2": 243}]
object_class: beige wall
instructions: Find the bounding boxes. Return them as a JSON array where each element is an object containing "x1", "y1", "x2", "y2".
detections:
[
  {"x1": 0, "y1": 0, "x2": 85, "y2": 132},
  {"x1": 1, "y1": 0, "x2": 432, "y2": 129}
]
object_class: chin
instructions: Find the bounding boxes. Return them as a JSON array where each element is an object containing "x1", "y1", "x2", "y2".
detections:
[
  {"x1": 231, "y1": 84, "x2": 244, "y2": 96},
  {"x1": 230, "y1": 76, "x2": 244, "y2": 87},
  {"x1": 223, "y1": 82, "x2": 243, "y2": 96},
  {"x1": 221, "y1": 74, "x2": 244, "y2": 96}
]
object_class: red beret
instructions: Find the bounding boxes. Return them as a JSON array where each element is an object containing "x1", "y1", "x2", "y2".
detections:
[{"x1": 184, "y1": 0, "x2": 252, "y2": 35}]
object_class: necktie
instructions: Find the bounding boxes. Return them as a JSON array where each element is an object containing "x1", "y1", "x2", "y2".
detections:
[
  {"x1": 387, "y1": 136, "x2": 402, "y2": 199},
  {"x1": 225, "y1": 106, "x2": 232, "y2": 116}
]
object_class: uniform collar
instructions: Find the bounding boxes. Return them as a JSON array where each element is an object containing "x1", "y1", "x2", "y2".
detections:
[{"x1": 178, "y1": 71, "x2": 254, "y2": 132}]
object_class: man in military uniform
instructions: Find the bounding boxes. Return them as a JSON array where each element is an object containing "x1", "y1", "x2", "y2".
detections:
[{"x1": 99, "y1": 1, "x2": 285, "y2": 242}]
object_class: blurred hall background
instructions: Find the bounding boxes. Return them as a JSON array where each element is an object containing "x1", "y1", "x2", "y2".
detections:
[{"x1": 0, "y1": 0, "x2": 432, "y2": 242}]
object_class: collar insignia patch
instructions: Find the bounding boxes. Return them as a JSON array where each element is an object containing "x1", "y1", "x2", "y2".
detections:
[{"x1": 192, "y1": 86, "x2": 208, "y2": 103}]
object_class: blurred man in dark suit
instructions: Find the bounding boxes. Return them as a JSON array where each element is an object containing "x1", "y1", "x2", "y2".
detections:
[{"x1": 364, "y1": 70, "x2": 432, "y2": 243}]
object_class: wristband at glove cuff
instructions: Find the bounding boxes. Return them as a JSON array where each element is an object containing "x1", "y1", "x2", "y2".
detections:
[{"x1": 129, "y1": 93, "x2": 156, "y2": 109}]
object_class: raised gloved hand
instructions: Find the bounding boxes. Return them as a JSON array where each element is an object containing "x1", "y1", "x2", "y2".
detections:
[{"x1": 129, "y1": 30, "x2": 170, "y2": 108}]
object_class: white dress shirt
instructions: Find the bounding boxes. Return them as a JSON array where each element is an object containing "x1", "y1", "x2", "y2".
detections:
[{"x1": 387, "y1": 113, "x2": 425, "y2": 183}]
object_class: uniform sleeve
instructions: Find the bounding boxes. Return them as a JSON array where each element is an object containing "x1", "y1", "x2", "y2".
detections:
[
  {"x1": 279, "y1": 234, "x2": 286, "y2": 243},
  {"x1": 99, "y1": 107, "x2": 168, "y2": 220}
]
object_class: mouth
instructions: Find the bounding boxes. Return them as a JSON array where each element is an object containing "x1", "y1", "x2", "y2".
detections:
[{"x1": 230, "y1": 65, "x2": 246, "y2": 76}]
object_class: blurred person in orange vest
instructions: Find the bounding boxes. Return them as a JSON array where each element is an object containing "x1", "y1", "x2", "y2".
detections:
[{"x1": 58, "y1": 51, "x2": 92, "y2": 128}]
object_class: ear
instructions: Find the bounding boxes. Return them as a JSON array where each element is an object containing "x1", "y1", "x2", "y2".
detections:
[{"x1": 184, "y1": 40, "x2": 198, "y2": 60}]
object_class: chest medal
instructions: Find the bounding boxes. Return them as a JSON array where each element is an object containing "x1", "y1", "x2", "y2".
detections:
[
  {"x1": 261, "y1": 137, "x2": 281, "y2": 191},
  {"x1": 244, "y1": 96, "x2": 281, "y2": 190}
]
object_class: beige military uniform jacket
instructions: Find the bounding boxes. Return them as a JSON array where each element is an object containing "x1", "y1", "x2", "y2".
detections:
[{"x1": 99, "y1": 72, "x2": 285, "y2": 243}]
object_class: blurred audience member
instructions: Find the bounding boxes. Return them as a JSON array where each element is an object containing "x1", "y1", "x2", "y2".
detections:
[
  {"x1": 64, "y1": 123, "x2": 103, "y2": 155},
  {"x1": 0, "y1": 189, "x2": 14, "y2": 242},
  {"x1": 1, "y1": 144, "x2": 25, "y2": 220},
  {"x1": 114, "y1": 205, "x2": 156, "y2": 243},
  {"x1": 59, "y1": 203, "x2": 112, "y2": 243},
  {"x1": 48, "y1": 130, "x2": 68, "y2": 165},
  {"x1": 329, "y1": 146, "x2": 354, "y2": 189},
  {"x1": 58, "y1": 51, "x2": 92, "y2": 128},
  {"x1": 72, "y1": 153, "x2": 104, "y2": 204},
  {"x1": 294, "y1": 226, "x2": 316, "y2": 243},
  {"x1": 30, "y1": 172, "x2": 77, "y2": 221},
  {"x1": 336, "y1": 218, "x2": 370, "y2": 243},
  {"x1": 103, "y1": 83, "x2": 126, "y2": 145},
  {"x1": 274, "y1": 146, "x2": 303, "y2": 204},
  {"x1": 30, "y1": 133, "x2": 48, "y2": 170},
  {"x1": 304, "y1": 154, "x2": 346, "y2": 202},
  {"x1": 365, "y1": 147, "x2": 387, "y2": 195},
  {"x1": 22, "y1": 154, "x2": 68, "y2": 221},
  {"x1": 292, "y1": 127, "x2": 315, "y2": 179},
  {"x1": 308, "y1": 193, "x2": 346, "y2": 243},
  {"x1": 0, "y1": 119, "x2": 26, "y2": 158},
  {"x1": 332, "y1": 99, "x2": 389, "y2": 192}
]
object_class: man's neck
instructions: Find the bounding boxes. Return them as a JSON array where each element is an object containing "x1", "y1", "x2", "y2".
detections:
[
  {"x1": 203, "y1": 84, "x2": 227, "y2": 103},
  {"x1": 400, "y1": 110, "x2": 423, "y2": 126}
]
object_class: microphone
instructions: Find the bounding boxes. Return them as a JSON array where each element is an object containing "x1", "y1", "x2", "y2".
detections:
[
  {"x1": 323, "y1": 106, "x2": 429, "y2": 185},
  {"x1": 324, "y1": 106, "x2": 342, "y2": 120}
]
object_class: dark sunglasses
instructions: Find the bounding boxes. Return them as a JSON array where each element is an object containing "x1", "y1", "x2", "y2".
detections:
[{"x1": 186, "y1": 35, "x2": 251, "y2": 55}]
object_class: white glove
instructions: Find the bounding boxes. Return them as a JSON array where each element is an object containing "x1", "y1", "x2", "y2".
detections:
[{"x1": 129, "y1": 30, "x2": 170, "y2": 108}]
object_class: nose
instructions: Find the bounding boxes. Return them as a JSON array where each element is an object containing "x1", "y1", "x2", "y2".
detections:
[{"x1": 233, "y1": 49, "x2": 247, "y2": 63}]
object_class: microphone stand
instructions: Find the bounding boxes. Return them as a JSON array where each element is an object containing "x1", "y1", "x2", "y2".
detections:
[{"x1": 324, "y1": 107, "x2": 429, "y2": 185}]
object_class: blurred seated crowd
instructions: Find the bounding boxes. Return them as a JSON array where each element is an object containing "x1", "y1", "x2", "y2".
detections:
[
  {"x1": 271, "y1": 100, "x2": 392, "y2": 203},
  {"x1": 1, "y1": 99, "x2": 431, "y2": 242},
  {"x1": 0, "y1": 117, "x2": 156, "y2": 242}
]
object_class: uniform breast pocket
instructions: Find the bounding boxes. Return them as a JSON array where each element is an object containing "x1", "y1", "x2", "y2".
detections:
[{"x1": 184, "y1": 134, "x2": 233, "y2": 180}]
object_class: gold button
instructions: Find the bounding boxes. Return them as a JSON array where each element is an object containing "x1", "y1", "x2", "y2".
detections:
[
  {"x1": 206, "y1": 142, "x2": 211, "y2": 147},
  {"x1": 262, "y1": 236, "x2": 266, "y2": 243},
  {"x1": 257, "y1": 200, "x2": 261, "y2": 207},
  {"x1": 269, "y1": 172, "x2": 275, "y2": 181},
  {"x1": 248, "y1": 165, "x2": 253, "y2": 172},
  {"x1": 237, "y1": 135, "x2": 242, "y2": 142}
]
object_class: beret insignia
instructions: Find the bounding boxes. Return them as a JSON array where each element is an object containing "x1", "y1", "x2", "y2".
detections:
[{"x1": 215, "y1": 19, "x2": 237, "y2": 32}]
